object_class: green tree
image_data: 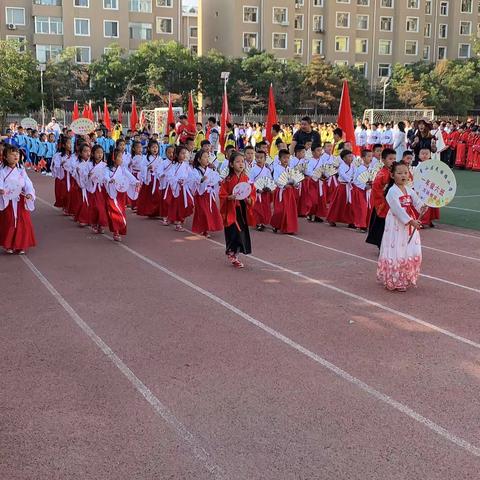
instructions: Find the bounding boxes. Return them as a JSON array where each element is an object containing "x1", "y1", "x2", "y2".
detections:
[
  {"x1": 0, "y1": 40, "x2": 39, "y2": 126},
  {"x1": 389, "y1": 63, "x2": 427, "y2": 108},
  {"x1": 303, "y1": 58, "x2": 338, "y2": 112},
  {"x1": 332, "y1": 65, "x2": 371, "y2": 116}
]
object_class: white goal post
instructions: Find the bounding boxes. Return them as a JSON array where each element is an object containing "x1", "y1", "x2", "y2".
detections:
[
  {"x1": 363, "y1": 109, "x2": 435, "y2": 125},
  {"x1": 141, "y1": 107, "x2": 184, "y2": 134}
]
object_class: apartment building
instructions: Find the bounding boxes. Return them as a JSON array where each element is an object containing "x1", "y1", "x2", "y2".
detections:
[
  {"x1": 1, "y1": 0, "x2": 197, "y2": 63},
  {"x1": 199, "y1": 0, "x2": 480, "y2": 82}
]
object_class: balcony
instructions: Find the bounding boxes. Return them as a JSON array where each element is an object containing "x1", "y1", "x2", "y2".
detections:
[{"x1": 32, "y1": 1, "x2": 62, "y2": 17}]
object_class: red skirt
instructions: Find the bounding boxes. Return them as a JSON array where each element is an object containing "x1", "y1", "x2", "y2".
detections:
[
  {"x1": 455, "y1": 143, "x2": 467, "y2": 167},
  {"x1": 325, "y1": 176, "x2": 338, "y2": 205},
  {"x1": 351, "y1": 185, "x2": 369, "y2": 229},
  {"x1": 472, "y1": 150, "x2": 480, "y2": 171},
  {"x1": 307, "y1": 179, "x2": 328, "y2": 218},
  {"x1": 88, "y1": 188, "x2": 109, "y2": 227},
  {"x1": 0, "y1": 198, "x2": 36, "y2": 251},
  {"x1": 297, "y1": 178, "x2": 313, "y2": 216},
  {"x1": 54, "y1": 177, "x2": 67, "y2": 209},
  {"x1": 136, "y1": 182, "x2": 163, "y2": 217},
  {"x1": 271, "y1": 187, "x2": 298, "y2": 234},
  {"x1": 106, "y1": 192, "x2": 127, "y2": 235},
  {"x1": 253, "y1": 191, "x2": 273, "y2": 225},
  {"x1": 326, "y1": 183, "x2": 354, "y2": 225},
  {"x1": 67, "y1": 180, "x2": 82, "y2": 217},
  {"x1": 191, "y1": 192, "x2": 223, "y2": 234},
  {"x1": 165, "y1": 187, "x2": 194, "y2": 223},
  {"x1": 422, "y1": 207, "x2": 440, "y2": 225},
  {"x1": 75, "y1": 191, "x2": 90, "y2": 225},
  {"x1": 466, "y1": 146, "x2": 475, "y2": 170}
]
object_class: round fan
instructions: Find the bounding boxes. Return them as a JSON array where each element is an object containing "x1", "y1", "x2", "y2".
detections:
[{"x1": 254, "y1": 176, "x2": 276, "y2": 192}]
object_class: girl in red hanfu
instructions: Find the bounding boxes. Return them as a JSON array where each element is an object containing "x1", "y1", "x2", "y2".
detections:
[
  {"x1": 75, "y1": 143, "x2": 93, "y2": 227},
  {"x1": 155, "y1": 145, "x2": 175, "y2": 226},
  {"x1": 88, "y1": 145, "x2": 109, "y2": 234},
  {"x1": 271, "y1": 149, "x2": 299, "y2": 235},
  {"x1": 52, "y1": 136, "x2": 70, "y2": 210},
  {"x1": 417, "y1": 148, "x2": 440, "y2": 228},
  {"x1": 189, "y1": 150, "x2": 223, "y2": 237},
  {"x1": 0, "y1": 145, "x2": 36, "y2": 254},
  {"x1": 248, "y1": 150, "x2": 273, "y2": 231},
  {"x1": 219, "y1": 151, "x2": 256, "y2": 268},
  {"x1": 326, "y1": 149, "x2": 356, "y2": 228},
  {"x1": 136, "y1": 140, "x2": 163, "y2": 218},
  {"x1": 128, "y1": 141, "x2": 144, "y2": 211},
  {"x1": 105, "y1": 148, "x2": 140, "y2": 242},
  {"x1": 352, "y1": 149, "x2": 374, "y2": 232},
  {"x1": 305, "y1": 143, "x2": 328, "y2": 222},
  {"x1": 377, "y1": 161, "x2": 427, "y2": 292},
  {"x1": 164, "y1": 146, "x2": 194, "y2": 232},
  {"x1": 465, "y1": 128, "x2": 477, "y2": 170},
  {"x1": 471, "y1": 132, "x2": 480, "y2": 171},
  {"x1": 454, "y1": 126, "x2": 468, "y2": 168}
]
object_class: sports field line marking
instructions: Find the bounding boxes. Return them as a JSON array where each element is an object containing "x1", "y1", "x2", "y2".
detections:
[
  {"x1": 422, "y1": 245, "x2": 480, "y2": 262},
  {"x1": 445, "y1": 206, "x2": 480, "y2": 213},
  {"x1": 429, "y1": 228, "x2": 480, "y2": 240},
  {"x1": 289, "y1": 235, "x2": 480, "y2": 295},
  {"x1": 454, "y1": 195, "x2": 480, "y2": 198},
  {"x1": 20, "y1": 255, "x2": 226, "y2": 480},
  {"x1": 99, "y1": 236, "x2": 480, "y2": 458}
]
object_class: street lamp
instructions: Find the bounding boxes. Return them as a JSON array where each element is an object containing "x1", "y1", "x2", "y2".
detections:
[
  {"x1": 220, "y1": 71, "x2": 230, "y2": 94},
  {"x1": 36, "y1": 63, "x2": 46, "y2": 129},
  {"x1": 380, "y1": 76, "x2": 391, "y2": 110}
]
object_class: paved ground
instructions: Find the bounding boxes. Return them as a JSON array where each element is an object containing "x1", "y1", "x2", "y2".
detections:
[{"x1": 2, "y1": 173, "x2": 480, "y2": 480}]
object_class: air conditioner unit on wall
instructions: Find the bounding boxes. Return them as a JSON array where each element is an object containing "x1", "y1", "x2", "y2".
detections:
[{"x1": 7, "y1": 24, "x2": 17, "y2": 30}]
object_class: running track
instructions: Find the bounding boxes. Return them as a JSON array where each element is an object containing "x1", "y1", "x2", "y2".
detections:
[{"x1": 2, "y1": 174, "x2": 480, "y2": 479}]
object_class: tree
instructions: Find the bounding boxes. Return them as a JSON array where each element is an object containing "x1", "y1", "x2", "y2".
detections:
[
  {"x1": 0, "y1": 40, "x2": 39, "y2": 127},
  {"x1": 303, "y1": 58, "x2": 338, "y2": 112},
  {"x1": 390, "y1": 64, "x2": 427, "y2": 108},
  {"x1": 332, "y1": 65, "x2": 371, "y2": 116}
]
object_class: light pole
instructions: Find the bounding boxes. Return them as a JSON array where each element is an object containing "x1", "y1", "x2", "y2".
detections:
[
  {"x1": 37, "y1": 63, "x2": 46, "y2": 129},
  {"x1": 220, "y1": 71, "x2": 230, "y2": 95},
  {"x1": 381, "y1": 76, "x2": 391, "y2": 110}
]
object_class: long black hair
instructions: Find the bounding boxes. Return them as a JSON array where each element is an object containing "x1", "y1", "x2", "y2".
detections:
[
  {"x1": 385, "y1": 160, "x2": 408, "y2": 197},
  {"x1": 192, "y1": 150, "x2": 208, "y2": 171},
  {"x1": 107, "y1": 148, "x2": 123, "y2": 170},
  {"x1": 173, "y1": 145, "x2": 188, "y2": 164},
  {"x1": 90, "y1": 144, "x2": 104, "y2": 164},
  {"x1": 2, "y1": 144, "x2": 24, "y2": 168},
  {"x1": 77, "y1": 142, "x2": 91, "y2": 161},
  {"x1": 227, "y1": 151, "x2": 243, "y2": 178},
  {"x1": 146, "y1": 139, "x2": 159, "y2": 158},
  {"x1": 59, "y1": 135, "x2": 72, "y2": 156}
]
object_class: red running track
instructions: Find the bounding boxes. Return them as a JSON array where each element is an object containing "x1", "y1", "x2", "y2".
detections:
[{"x1": 2, "y1": 174, "x2": 480, "y2": 479}]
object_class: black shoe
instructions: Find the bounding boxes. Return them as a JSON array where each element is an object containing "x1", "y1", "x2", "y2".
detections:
[
  {"x1": 315, "y1": 217, "x2": 324, "y2": 223},
  {"x1": 348, "y1": 224, "x2": 356, "y2": 229}
]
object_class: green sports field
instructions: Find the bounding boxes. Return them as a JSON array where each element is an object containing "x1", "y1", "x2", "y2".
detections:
[{"x1": 441, "y1": 170, "x2": 480, "y2": 230}]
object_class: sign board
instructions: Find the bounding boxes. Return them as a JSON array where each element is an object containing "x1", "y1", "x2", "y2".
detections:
[
  {"x1": 71, "y1": 117, "x2": 95, "y2": 135},
  {"x1": 413, "y1": 160, "x2": 457, "y2": 208}
]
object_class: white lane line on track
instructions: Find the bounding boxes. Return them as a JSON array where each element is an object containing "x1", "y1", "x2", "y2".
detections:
[
  {"x1": 445, "y1": 206, "x2": 480, "y2": 213},
  {"x1": 290, "y1": 235, "x2": 480, "y2": 294},
  {"x1": 100, "y1": 236, "x2": 480, "y2": 458},
  {"x1": 21, "y1": 255, "x2": 226, "y2": 480},
  {"x1": 454, "y1": 195, "x2": 480, "y2": 199},
  {"x1": 422, "y1": 245, "x2": 480, "y2": 262}
]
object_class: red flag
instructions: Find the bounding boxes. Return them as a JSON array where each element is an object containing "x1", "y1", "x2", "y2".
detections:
[
  {"x1": 118, "y1": 108, "x2": 123, "y2": 124},
  {"x1": 103, "y1": 99, "x2": 111, "y2": 130},
  {"x1": 88, "y1": 101, "x2": 94, "y2": 122},
  {"x1": 220, "y1": 90, "x2": 230, "y2": 153},
  {"x1": 130, "y1": 96, "x2": 138, "y2": 131},
  {"x1": 167, "y1": 93, "x2": 175, "y2": 134},
  {"x1": 82, "y1": 103, "x2": 88, "y2": 119},
  {"x1": 265, "y1": 83, "x2": 278, "y2": 145},
  {"x1": 337, "y1": 80, "x2": 357, "y2": 153},
  {"x1": 73, "y1": 101, "x2": 79, "y2": 121},
  {"x1": 187, "y1": 92, "x2": 196, "y2": 133}
]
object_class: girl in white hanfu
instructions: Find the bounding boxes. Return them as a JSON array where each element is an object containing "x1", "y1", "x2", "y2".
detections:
[
  {"x1": 0, "y1": 145, "x2": 36, "y2": 254},
  {"x1": 377, "y1": 161, "x2": 427, "y2": 292}
]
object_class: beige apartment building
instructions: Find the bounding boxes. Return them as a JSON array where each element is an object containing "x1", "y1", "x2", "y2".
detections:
[
  {"x1": 199, "y1": 0, "x2": 480, "y2": 83},
  {"x1": 1, "y1": 0, "x2": 197, "y2": 63}
]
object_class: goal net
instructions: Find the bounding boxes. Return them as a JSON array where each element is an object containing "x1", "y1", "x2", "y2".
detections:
[
  {"x1": 141, "y1": 107, "x2": 184, "y2": 134},
  {"x1": 363, "y1": 109, "x2": 435, "y2": 125}
]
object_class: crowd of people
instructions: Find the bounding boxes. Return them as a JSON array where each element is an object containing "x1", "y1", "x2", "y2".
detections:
[{"x1": 0, "y1": 113, "x2": 472, "y2": 292}]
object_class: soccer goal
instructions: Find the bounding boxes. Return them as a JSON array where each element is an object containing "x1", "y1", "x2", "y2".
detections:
[
  {"x1": 363, "y1": 109, "x2": 435, "y2": 125},
  {"x1": 142, "y1": 107, "x2": 184, "y2": 134}
]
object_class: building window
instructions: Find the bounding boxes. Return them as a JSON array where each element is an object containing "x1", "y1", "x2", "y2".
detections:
[
  {"x1": 336, "y1": 12, "x2": 350, "y2": 28},
  {"x1": 405, "y1": 40, "x2": 418, "y2": 55},
  {"x1": 439, "y1": 1, "x2": 448, "y2": 16},
  {"x1": 6, "y1": 7, "x2": 26, "y2": 25},
  {"x1": 313, "y1": 15, "x2": 323, "y2": 31},
  {"x1": 129, "y1": 22, "x2": 152, "y2": 40},
  {"x1": 74, "y1": 0, "x2": 89, "y2": 6},
  {"x1": 357, "y1": 0, "x2": 369, "y2": 5},
  {"x1": 379, "y1": 39, "x2": 392, "y2": 55},
  {"x1": 424, "y1": 23, "x2": 431, "y2": 37},
  {"x1": 36, "y1": 44, "x2": 62, "y2": 63},
  {"x1": 335, "y1": 35, "x2": 349, "y2": 52},
  {"x1": 458, "y1": 43, "x2": 471, "y2": 58},
  {"x1": 189, "y1": 26, "x2": 197, "y2": 38},
  {"x1": 425, "y1": 0, "x2": 432, "y2": 14},
  {"x1": 156, "y1": 0, "x2": 172, "y2": 6},
  {"x1": 312, "y1": 39, "x2": 323, "y2": 54},
  {"x1": 35, "y1": 16, "x2": 63, "y2": 34},
  {"x1": 75, "y1": 46, "x2": 91, "y2": 64},
  {"x1": 407, "y1": 0, "x2": 419, "y2": 8},
  {"x1": 243, "y1": 6, "x2": 258, "y2": 23},
  {"x1": 74, "y1": 18, "x2": 90, "y2": 36},
  {"x1": 439, "y1": 24, "x2": 448, "y2": 38},
  {"x1": 406, "y1": 16, "x2": 419, "y2": 32},
  {"x1": 129, "y1": 0, "x2": 152, "y2": 13},
  {"x1": 380, "y1": 0, "x2": 393, "y2": 7},
  {"x1": 313, "y1": 0, "x2": 323, "y2": 6},
  {"x1": 378, "y1": 63, "x2": 391, "y2": 77},
  {"x1": 423, "y1": 45, "x2": 430, "y2": 60},
  {"x1": 272, "y1": 32, "x2": 287, "y2": 49},
  {"x1": 190, "y1": 45, "x2": 198, "y2": 55},
  {"x1": 380, "y1": 16, "x2": 393, "y2": 31},
  {"x1": 355, "y1": 38, "x2": 368, "y2": 53},
  {"x1": 294, "y1": 39, "x2": 303, "y2": 55},
  {"x1": 273, "y1": 7, "x2": 288, "y2": 24},
  {"x1": 335, "y1": 60, "x2": 349, "y2": 67},
  {"x1": 104, "y1": 0, "x2": 119, "y2": 9},
  {"x1": 243, "y1": 32, "x2": 258, "y2": 49},
  {"x1": 296, "y1": 0, "x2": 304, "y2": 6},
  {"x1": 460, "y1": 21, "x2": 472, "y2": 35},
  {"x1": 355, "y1": 62, "x2": 367, "y2": 76},
  {"x1": 357, "y1": 14, "x2": 369, "y2": 30},
  {"x1": 104, "y1": 20, "x2": 119, "y2": 37},
  {"x1": 34, "y1": 0, "x2": 62, "y2": 5},
  {"x1": 6, "y1": 35, "x2": 26, "y2": 52},
  {"x1": 438, "y1": 46, "x2": 447, "y2": 59},
  {"x1": 295, "y1": 14, "x2": 304, "y2": 30},
  {"x1": 461, "y1": 0, "x2": 473, "y2": 13},
  {"x1": 156, "y1": 17, "x2": 173, "y2": 33}
]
